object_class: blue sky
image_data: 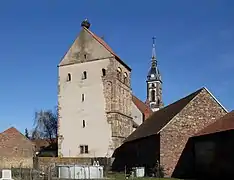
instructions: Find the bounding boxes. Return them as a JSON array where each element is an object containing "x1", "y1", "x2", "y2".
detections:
[{"x1": 0, "y1": 0, "x2": 233, "y2": 133}]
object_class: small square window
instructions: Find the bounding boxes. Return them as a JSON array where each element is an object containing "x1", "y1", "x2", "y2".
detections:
[{"x1": 80, "y1": 145, "x2": 88, "y2": 154}]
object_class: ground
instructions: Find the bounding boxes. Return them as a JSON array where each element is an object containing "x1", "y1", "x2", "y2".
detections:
[{"x1": 107, "y1": 172, "x2": 180, "y2": 180}]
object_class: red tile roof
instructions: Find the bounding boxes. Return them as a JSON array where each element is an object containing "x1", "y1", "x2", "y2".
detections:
[
  {"x1": 195, "y1": 110, "x2": 234, "y2": 137},
  {"x1": 0, "y1": 127, "x2": 25, "y2": 142},
  {"x1": 84, "y1": 27, "x2": 131, "y2": 71},
  {"x1": 132, "y1": 95, "x2": 153, "y2": 119}
]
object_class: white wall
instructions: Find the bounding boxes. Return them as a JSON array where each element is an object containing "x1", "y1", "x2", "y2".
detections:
[
  {"x1": 58, "y1": 59, "x2": 112, "y2": 157},
  {"x1": 132, "y1": 102, "x2": 143, "y2": 127}
]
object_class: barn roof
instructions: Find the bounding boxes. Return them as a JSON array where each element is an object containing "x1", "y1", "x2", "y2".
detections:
[
  {"x1": 195, "y1": 110, "x2": 234, "y2": 137},
  {"x1": 124, "y1": 88, "x2": 204, "y2": 143}
]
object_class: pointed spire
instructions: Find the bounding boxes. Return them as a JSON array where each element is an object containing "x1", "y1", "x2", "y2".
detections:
[{"x1": 151, "y1": 36, "x2": 157, "y2": 68}]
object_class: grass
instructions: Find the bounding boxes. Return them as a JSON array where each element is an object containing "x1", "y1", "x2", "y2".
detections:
[{"x1": 106, "y1": 172, "x2": 179, "y2": 180}]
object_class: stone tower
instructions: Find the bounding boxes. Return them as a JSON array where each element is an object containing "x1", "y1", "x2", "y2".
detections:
[
  {"x1": 57, "y1": 20, "x2": 133, "y2": 158},
  {"x1": 146, "y1": 37, "x2": 163, "y2": 112}
]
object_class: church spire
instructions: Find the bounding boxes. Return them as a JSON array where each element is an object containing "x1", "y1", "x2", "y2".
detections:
[
  {"x1": 147, "y1": 37, "x2": 161, "y2": 82},
  {"x1": 151, "y1": 36, "x2": 157, "y2": 68},
  {"x1": 146, "y1": 36, "x2": 163, "y2": 112}
]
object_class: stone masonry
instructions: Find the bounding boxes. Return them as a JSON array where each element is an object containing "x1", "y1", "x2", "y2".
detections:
[
  {"x1": 160, "y1": 88, "x2": 227, "y2": 176},
  {"x1": 103, "y1": 57, "x2": 133, "y2": 152}
]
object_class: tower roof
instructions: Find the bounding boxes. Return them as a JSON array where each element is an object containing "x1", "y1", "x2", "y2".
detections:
[{"x1": 147, "y1": 37, "x2": 161, "y2": 82}]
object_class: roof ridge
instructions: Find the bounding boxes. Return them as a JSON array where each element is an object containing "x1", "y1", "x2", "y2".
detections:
[
  {"x1": 194, "y1": 110, "x2": 234, "y2": 137},
  {"x1": 83, "y1": 27, "x2": 131, "y2": 71},
  {"x1": 202, "y1": 86, "x2": 228, "y2": 113},
  {"x1": 124, "y1": 88, "x2": 202, "y2": 143}
]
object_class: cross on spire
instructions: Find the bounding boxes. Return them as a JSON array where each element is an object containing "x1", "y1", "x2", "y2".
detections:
[{"x1": 151, "y1": 36, "x2": 157, "y2": 67}]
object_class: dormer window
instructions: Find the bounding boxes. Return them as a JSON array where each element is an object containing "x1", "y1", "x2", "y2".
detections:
[
  {"x1": 67, "y1": 73, "x2": 71, "y2": 81},
  {"x1": 82, "y1": 71, "x2": 87, "y2": 80},
  {"x1": 102, "y1": 68, "x2": 106, "y2": 76}
]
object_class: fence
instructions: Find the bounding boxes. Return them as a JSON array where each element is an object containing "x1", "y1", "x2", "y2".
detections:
[{"x1": 0, "y1": 157, "x2": 113, "y2": 180}]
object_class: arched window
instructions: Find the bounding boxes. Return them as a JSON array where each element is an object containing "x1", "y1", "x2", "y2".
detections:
[
  {"x1": 102, "y1": 68, "x2": 106, "y2": 76},
  {"x1": 123, "y1": 72, "x2": 128, "y2": 84},
  {"x1": 82, "y1": 120, "x2": 86, "y2": 128},
  {"x1": 151, "y1": 83, "x2": 155, "y2": 88},
  {"x1": 67, "y1": 73, "x2": 71, "y2": 81},
  {"x1": 151, "y1": 90, "x2": 156, "y2": 102},
  {"x1": 117, "y1": 67, "x2": 122, "y2": 80},
  {"x1": 82, "y1": 71, "x2": 87, "y2": 80},
  {"x1": 157, "y1": 98, "x2": 160, "y2": 105}
]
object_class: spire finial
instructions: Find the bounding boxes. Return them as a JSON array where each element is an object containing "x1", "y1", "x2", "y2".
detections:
[{"x1": 151, "y1": 36, "x2": 157, "y2": 67}]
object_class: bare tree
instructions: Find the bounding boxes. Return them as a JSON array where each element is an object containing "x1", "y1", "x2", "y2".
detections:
[{"x1": 31, "y1": 107, "x2": 57, "y2": 143}]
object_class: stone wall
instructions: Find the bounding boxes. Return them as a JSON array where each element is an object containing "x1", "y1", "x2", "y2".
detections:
[
  {"x1": 0, "y1": 157, "x2": 33, "y2": 169},
  {"x1": 160, "y1": 88, "x2": 227, "y2": 177},
  {"x1": 103, "y1": 57, "x2": 133, "y2": 151}
]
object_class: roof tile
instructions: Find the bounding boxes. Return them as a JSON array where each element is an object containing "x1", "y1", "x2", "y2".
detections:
[
  {"x1": 195, "y1": 110, "x2": 234, "y2": 136},
  {"x1": 124, "y1": 88, "x2": 203, "y2": 143}
]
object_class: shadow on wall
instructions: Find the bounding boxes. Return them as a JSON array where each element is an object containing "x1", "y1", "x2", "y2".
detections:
[
  {"x1": 172, "y1": 138, "x2": 196, "y2": 179},
  {"x1": 111, "y1": 135, "x2": 160, "y2": 176},
  {"x1": 172, "y1": 130, "x2": 234, "y2": 179}
]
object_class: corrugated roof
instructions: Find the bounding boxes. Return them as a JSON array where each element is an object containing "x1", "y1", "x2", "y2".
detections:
[
  {"x1": 124, "y1": 88, "x2": 204, "y2": 143},
  {"x1": 195, "y1": 110, "x2": 234, "y2": 137}
]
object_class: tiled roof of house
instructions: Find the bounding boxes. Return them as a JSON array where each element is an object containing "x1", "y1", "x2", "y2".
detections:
[
  {"x1": 0, "y1": 127, "x2": 25, "y2": 142},
  {"x1": 0, "y1": 127, "x2": 34, "y2": 155},
  {"x1": 124, "y1": 88, "x2": 204, "y2": 143},
  {"x1": 84, "y1": 27, "x2": 131, "y2": 71},
  {"x1": 132, "y1": 95, "x2": 153, "y2": 119},
  {"x1": 195, "y1": 110, "x2": 234, "y2": 137}
]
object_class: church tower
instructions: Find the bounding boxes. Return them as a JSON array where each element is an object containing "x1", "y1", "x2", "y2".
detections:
[
  {"x1": 146, "y1": 37, "x2": 163, "y2": 112},
  {"x1": 57, "y1": 20, "x2": 133, "y2": 158}
]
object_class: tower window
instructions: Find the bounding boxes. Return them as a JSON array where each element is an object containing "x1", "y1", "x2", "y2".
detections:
[
  {"x1": 151, "y1": 83, "x2": 155, "y2": 88},
  {"x1": 67, "y1": 73, "x2": 71, "y2": 81},
  {"x1": 117, "y1": 67, "x2": 122, "y2": 80},
  {"x1": 80, "y1": 145, "x2": 88, "y2": 154},
  {"x1": 151, "y1": 90, "x2": 156, "y2": 102},
  {"x1": 123, "y1": 72, "x2": 128, "y2": 84},
  {"x1": 84, "y1": 54, "x2": 87, "y2": 59},
  {"x1": 102, "y1": 68, "x2": 106, "y2": 76},
  {"x1": 82, "y1": 71, "x2": 87, "y2": 80},
  {"x1": 82, "y1": 120, "x2": 86, "y2": 128},
  {"x1": 81, "y1": 94, "x2": 85, "y2": 102},
  {"x1": 157, "y1": 99, "x2": 160, "y2": 105}
]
